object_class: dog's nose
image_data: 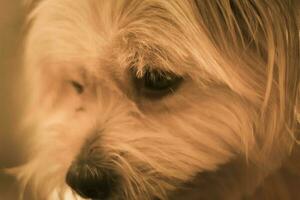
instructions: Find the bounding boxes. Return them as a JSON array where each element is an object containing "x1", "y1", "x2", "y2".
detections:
[{"x1": 66, "y1": 161, "x2": 116, "y2": 199}]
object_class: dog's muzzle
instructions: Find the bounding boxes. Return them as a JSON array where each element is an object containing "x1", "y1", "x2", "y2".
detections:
[
  {"x1": 66, "y1": 161, "x2": 118, "y2": 199},
  {"x1": 65, "y1": 142, "x2": 119, "y2": 200}
]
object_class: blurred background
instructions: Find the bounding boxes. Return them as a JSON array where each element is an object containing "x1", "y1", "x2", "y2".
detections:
[{"x1": 0, "y1": 0, "x2": 25, "y2": 199}]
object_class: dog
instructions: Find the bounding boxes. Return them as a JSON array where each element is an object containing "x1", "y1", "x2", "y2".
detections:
[{"x1": 10, "y1": 0, "x2": 300, "y2": 199}]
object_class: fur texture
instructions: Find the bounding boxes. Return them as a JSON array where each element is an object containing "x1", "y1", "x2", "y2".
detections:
[{"x1": 11, "y1": 0, "x2": 300, "y2": 199}]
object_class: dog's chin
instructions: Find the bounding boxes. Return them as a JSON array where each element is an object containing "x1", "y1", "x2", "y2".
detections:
[
  {"x1": 157, "y1": 160, "x2": 257, "y2": 200},
  {"x1": 69, "y1": 159, "x2": 244, "y2": 200}
]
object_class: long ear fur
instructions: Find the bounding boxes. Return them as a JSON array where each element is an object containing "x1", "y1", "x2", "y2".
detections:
[{"x1": 194, "y1": 0, "x2": 300, "y2": 166}]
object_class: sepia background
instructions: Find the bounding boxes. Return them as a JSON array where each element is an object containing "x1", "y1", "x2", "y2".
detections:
[{"x1": 0, "y1": 0, "x2": 25, "y2": 199}]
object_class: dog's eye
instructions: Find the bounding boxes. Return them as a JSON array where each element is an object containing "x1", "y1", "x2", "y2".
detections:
[
  {"x1": 133, "y1": 69, "x2": 182, "y2": 99},
  {"x1": 70, "y1": 81, "x2": 84, "y2": 94}
]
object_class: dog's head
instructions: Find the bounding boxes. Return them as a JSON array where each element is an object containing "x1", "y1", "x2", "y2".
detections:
[{"x1": 14, "y1": 0, "x2": 299, "y2": 199}]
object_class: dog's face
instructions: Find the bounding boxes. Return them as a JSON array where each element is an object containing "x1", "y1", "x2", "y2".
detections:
[{"x1": 15, "y1": 0, "x2": 299, "y2": 199}]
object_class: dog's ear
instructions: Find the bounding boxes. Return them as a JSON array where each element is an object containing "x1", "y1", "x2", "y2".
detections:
[{"x1": 194, "y1": 0, "x2": 300, "y2": 163}]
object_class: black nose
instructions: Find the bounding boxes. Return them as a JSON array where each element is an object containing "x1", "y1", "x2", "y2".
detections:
[{"x1": 66, "y1": 161, "x2": 117, "y2": 199}]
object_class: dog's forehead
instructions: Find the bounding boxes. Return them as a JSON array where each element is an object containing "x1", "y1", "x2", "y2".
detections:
[{"x1": 27, "y1": 0, "x2": 226, "y2": 81}]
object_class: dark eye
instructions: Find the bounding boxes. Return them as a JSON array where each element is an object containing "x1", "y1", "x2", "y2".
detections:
[
  {"x1": 133, "y1": 68, "x2": 182, "y2": 99},
  {"x1": 70, "y1": 81, "x2": 84, "y2": 94}
]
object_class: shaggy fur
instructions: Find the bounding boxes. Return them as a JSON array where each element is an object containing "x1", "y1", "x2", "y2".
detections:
[{"x1": 10, "y1": 0, "x2": 300, "y2": 199}]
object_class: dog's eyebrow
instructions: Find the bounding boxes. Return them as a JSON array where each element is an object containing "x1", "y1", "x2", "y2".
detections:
[
  {"x1": 130, "y1": 63, "x2": 184, "y2": 80},
  {"x1": 125, "y1": 47, "x2": 186, "y2": 78}
]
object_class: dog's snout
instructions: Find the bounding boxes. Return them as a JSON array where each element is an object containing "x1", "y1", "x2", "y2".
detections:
[{"x1": 66, "y1": 160, "x2": 117, "y2": 199}]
